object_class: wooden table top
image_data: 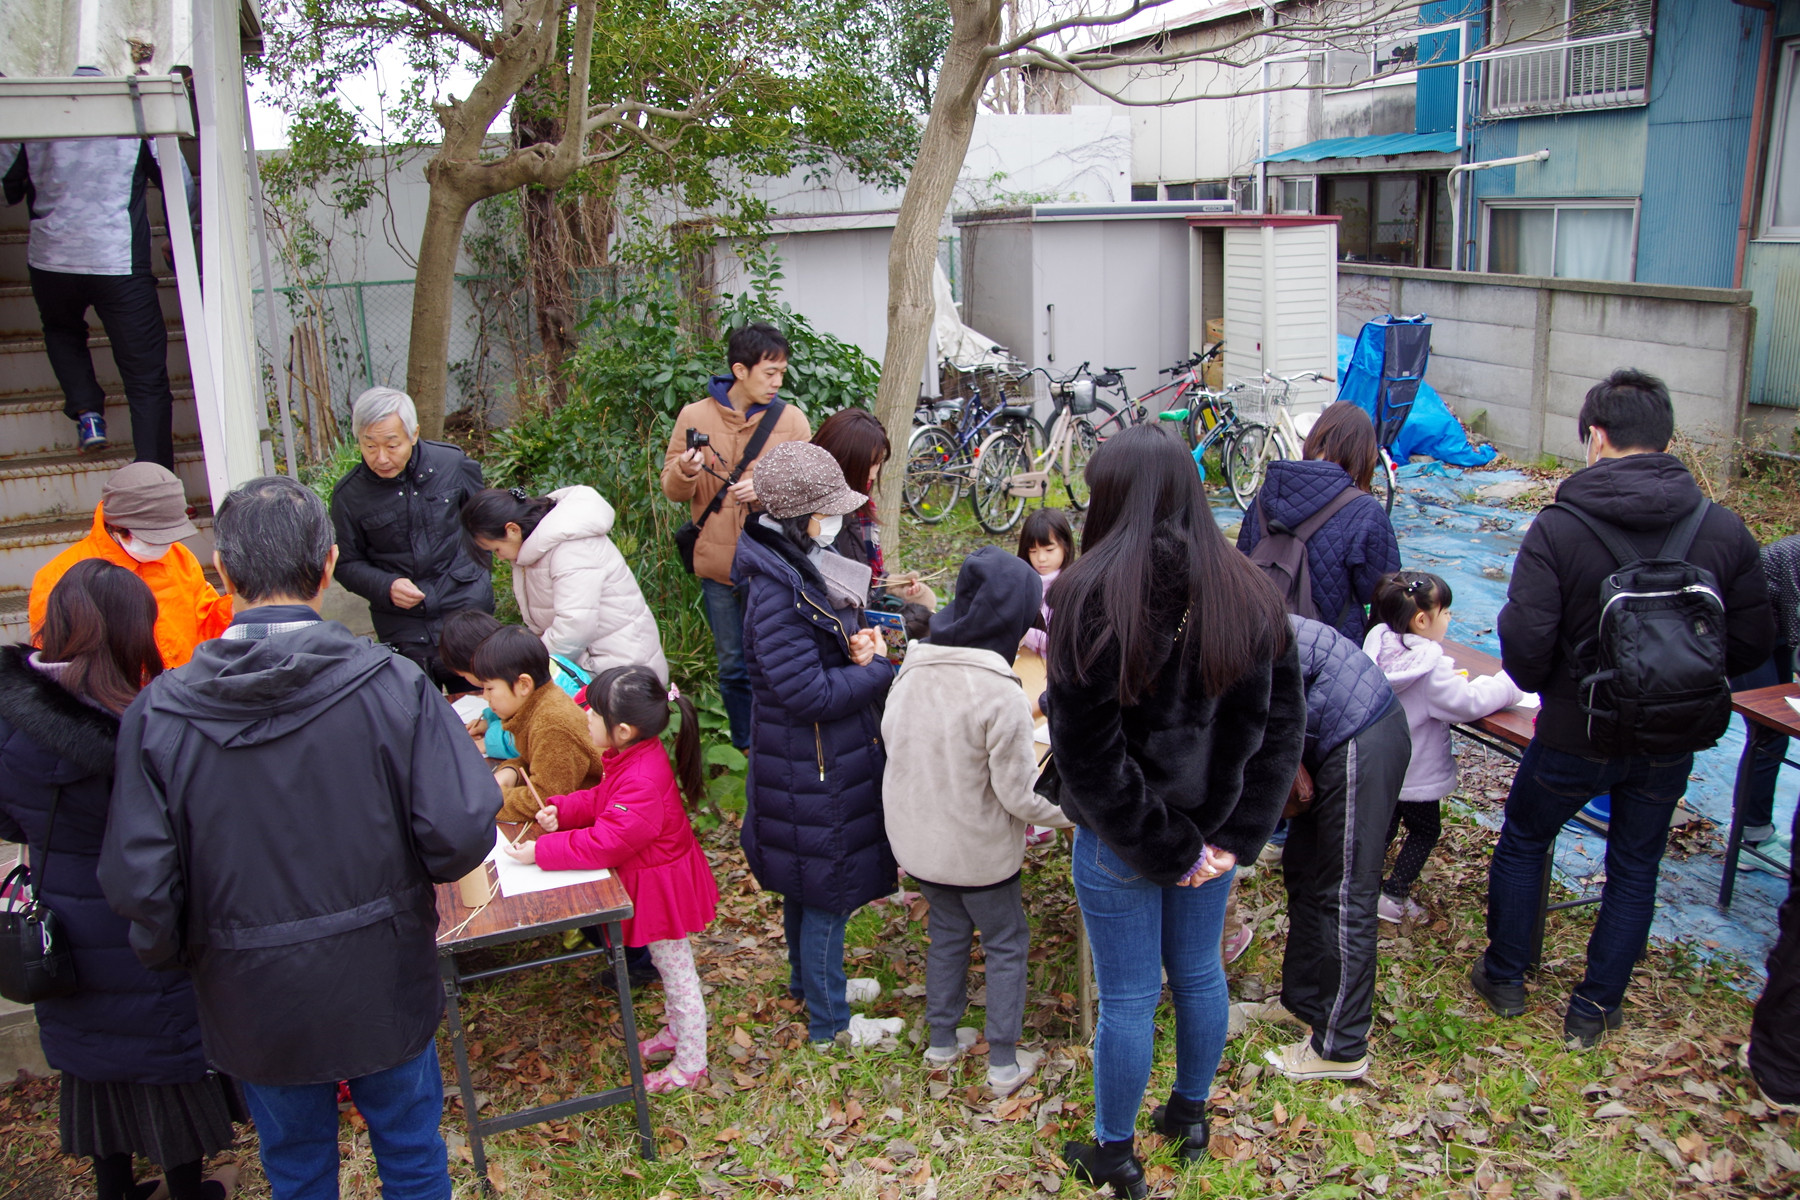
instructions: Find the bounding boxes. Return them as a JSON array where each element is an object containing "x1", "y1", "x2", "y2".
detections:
[
  {"x1": 1441, "y1": 640, "x2": 1536, "y2": 750},
  {"x1": 1731, "y1": 682, "x2": 1800, "y2": 737},
  {"x1": 435, "y1": 822, "x2": 633, "y2": 953}
]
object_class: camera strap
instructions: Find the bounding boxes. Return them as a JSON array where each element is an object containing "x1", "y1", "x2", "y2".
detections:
[{"x1": 695, "y1": 399, "x2": 786, "y2": 532}]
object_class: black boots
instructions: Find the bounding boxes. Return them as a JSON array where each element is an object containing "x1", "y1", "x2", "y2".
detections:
[
  {"x1": 1150, "y1": 1091, "x2": 1212, "y2": 1162},
  {"x1": 1062, "y1": 1138, "x2": 1147, "y2": 1199}
]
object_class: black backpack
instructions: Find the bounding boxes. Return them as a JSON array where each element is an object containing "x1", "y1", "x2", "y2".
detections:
[
  {"x1": 1248, "y1": 486, "x2": 1363, "y2": 622},
  {"x1": 1553, "y1": 499, "x2": 1732, "y2": 756}
]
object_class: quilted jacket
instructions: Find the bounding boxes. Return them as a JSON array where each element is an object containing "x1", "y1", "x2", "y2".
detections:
[
  {"x1": 1288, "y1": 615, "x2": 1398, "y2": 772},
  {"x1": 513, "y1": 485, "x2": 668, "y2": 682},
  {"x1": 735, "y1": 518, "x2": 898, "y2": 914},
  {"x1": 1238, "y1": 459, "x2": 1400, "y2": 640}
]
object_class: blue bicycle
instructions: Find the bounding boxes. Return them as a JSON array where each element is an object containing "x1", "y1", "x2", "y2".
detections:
[{"x1": 903, "y1": 374, "x2": 1036, "y2": 523}]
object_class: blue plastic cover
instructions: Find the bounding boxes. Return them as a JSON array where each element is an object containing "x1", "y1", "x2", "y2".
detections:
[{"x1": 1337, "y1": 329, "x2": 1496, "y2": 467}]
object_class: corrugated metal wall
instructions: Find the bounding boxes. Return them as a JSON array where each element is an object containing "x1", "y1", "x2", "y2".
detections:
[{"x1": 1746, "y1": 246, "x2": 1800, "y2": 409}]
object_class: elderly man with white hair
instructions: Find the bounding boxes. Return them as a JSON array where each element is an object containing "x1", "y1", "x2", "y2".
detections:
[{"x1": 329, "y1": 387, "x2": 492, "y2": 688}]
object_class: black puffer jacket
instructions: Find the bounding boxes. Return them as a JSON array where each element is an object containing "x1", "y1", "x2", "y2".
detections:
[
  {"x1": 1498, "y1": 453, "x2": 1772, "y2": 758},
  {"x1": 0, "y1": 646, "x2": 207, "y2": 1085},
  {"x1": 329, "y1": 439, "x2": 493, "y2": 647},
  {"x1": 1046, "y1": 534, "x2": 1308, "y2": 885},
  {"x1": 735, "y1": 518, "x2": 897, "y2": 914},
  {"x1": 99, "y1": 611, "x2": 499, "y2": 1086}
]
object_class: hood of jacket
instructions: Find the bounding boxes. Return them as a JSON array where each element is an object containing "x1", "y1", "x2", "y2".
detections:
[
  {"x1": 517, "y1": 485, "x2": 616, "y2": 570},
  {"x1": 0, "y1": 644, "x2": 118, "y2": 776},
  {"x1": 147, "y1": 619, "x2": 396, "y2": 748},
  {"x1": 1258, "y1": 458, "x2": 1359, "y2": 530},
  {"x1": 894, "y1": 640, "x2": 1020, "y2": 685},
  {"x1": 1362, "y1": 625, "x2": 1442, "y2": 692},
  {"x1": 928, "y1": 546, "x2": 1043, "y2": 660},
  {"x1": 1552, "y1": 452, "x2": 1704, "y2": 532}
]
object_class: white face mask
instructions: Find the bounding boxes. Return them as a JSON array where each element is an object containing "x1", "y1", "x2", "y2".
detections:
[
  {"x1": 812, "y1": 513, "x2": 844, "y2": 547},
  {"x1": 115, "y1": 533, "x2": 172, "y2": 563}
]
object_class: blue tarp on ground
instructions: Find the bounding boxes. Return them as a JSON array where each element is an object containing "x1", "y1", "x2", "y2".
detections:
[
  {"x1": 1336, "y1": 333, "x2": 1498, "y2": 468},
  {"x1": 1211, "y1": 463, "x2": 1792, "y2": 982}
]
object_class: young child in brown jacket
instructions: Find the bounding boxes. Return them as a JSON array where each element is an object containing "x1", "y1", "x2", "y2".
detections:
[{"x1": 472, "y1": 626, "x2": 603, "y2": 822}]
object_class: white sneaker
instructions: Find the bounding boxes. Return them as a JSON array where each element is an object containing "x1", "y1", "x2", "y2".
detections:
[
  {"x1": 846, "y1": 977, "x2": 882, "y2": 1005},
  {"x1": 988, "y1": 1049, "x2": 1041, "y2": 1097},
  {"x1": 1257, "y1": 841, "x2": 1285, "y2": 868},
  {"x1": 1378, "y1": 894, "x2": 1425, "y2": 923},
  {"x1": 846, "y1": 1014, "x2": 904, "y2": 1047},
  {"x1": 923, "y1": 1026, "x2": 981, "y2": 1066}
]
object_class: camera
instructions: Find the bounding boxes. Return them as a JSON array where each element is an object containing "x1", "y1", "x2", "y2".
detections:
[{"x1": 685, "y1": 428, "x2": 710, "y2": 451}]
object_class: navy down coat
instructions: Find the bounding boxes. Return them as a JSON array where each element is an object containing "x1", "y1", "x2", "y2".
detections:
[
  {"x1": 735, "y1": 517, "x2": 898, "y2": 914},
  {"x1": 0, "y1": 645, "x2": 207, "y2": 1085},
  {"x1": 1238, "y1": 458, "x2": 1400, "y2": 640}
]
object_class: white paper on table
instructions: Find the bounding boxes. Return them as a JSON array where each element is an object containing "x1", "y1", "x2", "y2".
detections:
[
  {"x1": 1513, "y1": 693, "x2": 1541, "y2": 710},
  {"x1": 1785, "y1": 696, "x2": 1800, "y2": 719},
  {"x1": 451, "y1": 695, "x2": 487, "y2": 722},
  {"x1": 484, "y1": 830, "x2": 612, "y2": 897},
  {"x1": 1033, "y1": 723, "x2": 1052, "y2": 745}
]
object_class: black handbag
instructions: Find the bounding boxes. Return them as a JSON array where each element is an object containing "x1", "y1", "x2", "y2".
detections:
[
  {"x1": 673, "y1": 399, "x2": 786, "y2": 575},
  {"x1": 0, "y1": 787, "x2": 78, "y2": 1004}
]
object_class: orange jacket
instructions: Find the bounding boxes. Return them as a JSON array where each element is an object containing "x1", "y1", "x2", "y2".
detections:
[{"x1": 28, "y1": 506, "x2": 233, "y2": 668}]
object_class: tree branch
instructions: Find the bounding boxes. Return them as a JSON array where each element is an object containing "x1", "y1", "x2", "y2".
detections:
[{"x1": 395, "y1": 0, "x2": 495, "y2": 57}]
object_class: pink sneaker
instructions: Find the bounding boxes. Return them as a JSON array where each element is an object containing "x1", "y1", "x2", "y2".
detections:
[
  {"x1": 638, "y1": 1026, "x2": 679, "y2": 1061},
  {"x1": 1025, "y1": 825, "x2": 1057, "y2": 846},
  {"x1": 1222, "y1": 920, "x2": 1255, "y2": 964},
  {"x1": 645, "y1": 1064, "x2": 708, "y2": 1094}
]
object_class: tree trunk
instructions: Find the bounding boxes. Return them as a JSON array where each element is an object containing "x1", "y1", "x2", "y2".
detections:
[
  {"x1": 515, "y1": 76, "x2": 579, "y2": 408},
  {"x1": 405, "y1": 181, "x2": 479, "y2": 440},
  {"x1": 870, "y1": 0, "x2": 1002, "y2": 541}
]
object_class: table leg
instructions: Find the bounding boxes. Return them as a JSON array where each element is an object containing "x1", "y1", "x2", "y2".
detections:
[
  {"x1": 439, "y1": 956, "x2": 486, "y2": 1184},
  {"x1": 1720, "y1": 733, "x2": 1759, "y2": 911},
  {"x1": 607, "y1": 923, "x2": 657, "y2": 1161},
  {"x1": 1528, "y1": 840, "x2": 1554, "y2": 975},
  {"x1": 1076, "y1": 919, "x2": 1095, "y2": 1041}
]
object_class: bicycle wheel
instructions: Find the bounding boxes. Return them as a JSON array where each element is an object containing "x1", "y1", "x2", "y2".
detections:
[
  {"x1": 1083, "y1": 398, "x2": 1128, "y2": 443},
  {"x1": 903, "y1": 425, "x2": 963, "y2": 523},
  {"x1": 971, "y1": 429, "x2": 1029, "y2": 535},
  {"x1": 1375, "y1": 450, "x2": 1397, "y2": 516},
  {"x1": 1050, "y1": 416, "x2": 1097, "y2": 510},
  {"x1": 1224, "y1": 423, "x2": 1277, "y2": 509}
]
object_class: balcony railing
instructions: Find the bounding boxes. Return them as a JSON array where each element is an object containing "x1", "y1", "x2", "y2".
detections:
[{"x1": 1480, "y1": 29, "x2": 1651, "y2": 119}]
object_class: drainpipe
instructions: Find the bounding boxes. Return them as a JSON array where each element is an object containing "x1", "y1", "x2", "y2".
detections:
[
  {"x1": 1449, "y1": 150, "x2": 1550, "y2": 272},
  {"x1": 1259, "y1": 59, "x2": 1271, "y2": 213},
  {"x1": 1733, "y1": 0, "x2": 1776, "y2": 289}
]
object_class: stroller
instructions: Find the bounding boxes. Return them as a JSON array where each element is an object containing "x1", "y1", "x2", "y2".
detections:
[{"x1": 1339, "y1": 314, "x2": 1431, "y2": 514}]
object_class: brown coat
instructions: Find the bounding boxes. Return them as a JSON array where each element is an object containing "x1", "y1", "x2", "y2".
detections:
[
  {"x1": 660, "y1": 389, "x2": 811, "y2": 585},
  {"x1": 497, "y1": 685, "x2": 604, "y2": 822}
]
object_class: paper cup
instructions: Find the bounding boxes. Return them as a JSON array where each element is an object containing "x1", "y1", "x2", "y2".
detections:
[{"x1": 457, "y1": 865, "x2": 493, "y2": 908}]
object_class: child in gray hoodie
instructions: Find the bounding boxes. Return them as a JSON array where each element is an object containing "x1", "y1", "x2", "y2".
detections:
[{"x1": 881, "y1": 547, "x2": 1072, "y2": 1096}]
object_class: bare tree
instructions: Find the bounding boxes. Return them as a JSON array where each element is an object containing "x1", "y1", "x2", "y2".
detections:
[{"x1": 870, "y1": 0, "x2": 1573, "y2": 536}]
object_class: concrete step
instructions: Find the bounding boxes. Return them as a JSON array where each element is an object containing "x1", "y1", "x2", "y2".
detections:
[
  {"x1": 0, "y1": 275, "x2": 182, "y2": 337},
  {"x1": 0, "y1": 504, "x2": 214, "y2": 593},
  {"x1": 0, "y1": 320, "x2": 188, "y2": 400},
  {"x1": 0, "y1": 385, "x2": 199, "y2": 460},
  {"x1": 0, "y1": 591, "x2": 25, "y2": 648},
  {"x1": 0, "y1": 439, "x2": 206, "y2": 528}
]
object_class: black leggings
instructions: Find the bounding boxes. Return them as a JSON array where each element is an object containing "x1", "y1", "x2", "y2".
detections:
[
  {"x1": 92, "y1": 1154, "x2": 206, "y2": 1200},
  {"x1": 1382, "y1": 800, "x2": 1442, "y2": 900}
]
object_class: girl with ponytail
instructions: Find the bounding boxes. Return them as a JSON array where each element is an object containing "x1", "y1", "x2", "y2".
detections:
[{"x1": 502, "y1": 665, "x2": 719, "y2": 1092}]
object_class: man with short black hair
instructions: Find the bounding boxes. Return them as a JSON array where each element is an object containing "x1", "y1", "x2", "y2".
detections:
[
  {"x1": 1473, "y1": 369, "x2": 1773, "y2": 1047},
  {"x1": 100, "y1": 475, "x2": 500, "y2": 1200},
  {"x1": 661, "y1": 322, "x2": 811, "y2": 748}
]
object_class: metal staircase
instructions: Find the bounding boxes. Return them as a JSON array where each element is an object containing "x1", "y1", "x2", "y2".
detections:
[{"x1": 0, "y1": 183, "x2": 212, "y2": 644}]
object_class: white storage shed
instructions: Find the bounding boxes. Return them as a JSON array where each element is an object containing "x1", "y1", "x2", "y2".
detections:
[{"x1": 1192, "y1": 213, "x2": 1341, "y2": 412}]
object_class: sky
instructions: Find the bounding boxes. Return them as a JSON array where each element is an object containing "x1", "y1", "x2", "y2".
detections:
[{"x1": 247, "y1": 43, "x2": 487, "y2": 150}]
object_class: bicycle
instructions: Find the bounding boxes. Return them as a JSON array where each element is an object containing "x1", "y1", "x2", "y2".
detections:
[
  {"x1": 1153, "y1": 384, "x2": 1263, "y2": 508},
  {"x1": 1220, "y1": 370, "x2": 1398, "y2": 515},
  {"x1": 902, "y1": 373, "x2": 1036, "y2": 523},
  {"x1": 968, "y1": 368, "x2": 1102, "y2": 534},
  {"x1": 1082, "y1": 344, "x2": 1224, "y2": 443}
]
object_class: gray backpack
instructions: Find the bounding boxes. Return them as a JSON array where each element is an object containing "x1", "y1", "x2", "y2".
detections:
[{"x1": 1248, "y1": 486, "x2": 1362, "y2": 621}]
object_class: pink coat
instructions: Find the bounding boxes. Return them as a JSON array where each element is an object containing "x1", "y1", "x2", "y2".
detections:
[
  {"x1": 1363, "y1": 626, "x2": 1524, "y2": 803},
  {"x1": 1020, "y1": 567, "x2": 1057, "y2": 658},
  {"x1": 534, "y1": 736, "x2": 719, "y2": 946}
]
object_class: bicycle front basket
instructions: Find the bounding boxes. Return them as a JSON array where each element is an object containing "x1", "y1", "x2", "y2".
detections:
[{"x1": 1066, "y1": 378, "x2": 1097, "y2": 415}]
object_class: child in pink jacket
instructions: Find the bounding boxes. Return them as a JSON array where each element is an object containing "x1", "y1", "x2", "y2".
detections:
[
  {"x1": 503, "y1": 665, "x2": 720, "y2": 1092},
  {"x1": 1363, "y1": 572, "x2": 1523, "y2": 923}
]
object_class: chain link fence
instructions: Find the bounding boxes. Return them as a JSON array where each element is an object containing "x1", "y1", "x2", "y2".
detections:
[{"x1": 253, "y1": 274, "x2": 536, "y2": 466}]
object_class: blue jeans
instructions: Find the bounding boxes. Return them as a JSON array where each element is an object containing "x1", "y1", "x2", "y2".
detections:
[
  {"x1": 783, "y1": 900, "x2": 851, "y2": 1042},
  {"x1": 1729, "y1": 646, "x2": 1793, "y2": 835},
  {"x1": 241, "y1": 1043, "x2": 450, "y2": 1200},
  {"x1": 701, "y1": 578, "x2": 752, "y2": 750},
  {"x1": 1071, "y1": 827, "x2": 1234, "y2": 1144},
  {"x1": 1483, "y1": 740, "x2": 1692, "y2": 1017}
]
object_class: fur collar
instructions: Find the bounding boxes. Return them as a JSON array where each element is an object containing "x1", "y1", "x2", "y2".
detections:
[{"x1": 0, "y1": 644, "x2": 119, "y2": 774}]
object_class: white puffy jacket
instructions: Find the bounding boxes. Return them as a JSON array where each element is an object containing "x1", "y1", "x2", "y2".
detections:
[
  {"x1": 1362, "y1": 626, "x2": 1523, "y2": 803},
  {"x1": 514, "y1": 486, "x2": 669, "y2": 682}
]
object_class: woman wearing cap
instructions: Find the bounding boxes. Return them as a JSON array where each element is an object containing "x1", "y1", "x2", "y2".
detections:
[
  {"x1": 733, "y1": 441, "x2": 898, "y2": 1048},
  {"x1": 27, "y1": 463, "x2": 231, "y2": 669}
]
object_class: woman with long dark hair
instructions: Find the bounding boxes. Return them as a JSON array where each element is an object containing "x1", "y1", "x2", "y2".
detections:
[
  {"x1": 461, "y1": 485, "x2": 668, "y2": 681},
  {"x1": 1237, "y1": 401, "x2": 1401, "y2": 639},
  {"x1": 1047, "y1": 426, "x2": 1306, "y2": 1195},
  {"x1": 0, "y1": 560, "x2": 245, "y2": 1200}
]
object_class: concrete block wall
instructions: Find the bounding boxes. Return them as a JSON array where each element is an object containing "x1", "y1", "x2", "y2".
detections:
[{"x1": 1338, "y1": 265, "x2": 1754, "y2": 466}]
